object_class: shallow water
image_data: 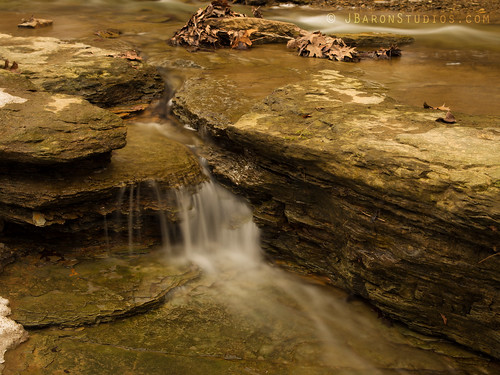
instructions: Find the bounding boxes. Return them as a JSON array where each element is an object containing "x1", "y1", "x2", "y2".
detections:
[{"x1": 0, "y1": 1, "x2": 498, "y2": 115}]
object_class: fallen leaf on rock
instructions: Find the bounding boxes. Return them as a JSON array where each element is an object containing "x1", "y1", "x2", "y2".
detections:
[
  {"x1": 424, "y1": 102, "x2": 450, "y2": 111},
  {"x1": 436, "y1": 111, "x2": 456, "y2": 124},
  {"x1": 69, "y1": 268, "x2": 79, "y2": 277},
  {"x1": 287, "y1": 31, "x2": 358, "y2": 62},
  {"x1": 230, "y1": 29, "x2": 256, "y2": 50},
  {"x1": 440, "y1": 313, "x2": 448, "y2": 325},
  {"x1": 18, "y1": 16, "x2": 53, "y2": 28}
]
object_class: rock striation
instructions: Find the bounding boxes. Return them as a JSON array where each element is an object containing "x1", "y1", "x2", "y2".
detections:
[{"x1": 172, "y1": 69, "x2": 500, "y2": 358}]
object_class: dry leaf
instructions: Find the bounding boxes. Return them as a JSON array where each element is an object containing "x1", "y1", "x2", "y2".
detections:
[
  {"x1": 230, "y1": 29, "x2": 256, "y2": 50},
  {"x1": 440, "y1": 313, "x2": 448, "y2": 325},
  {"x1": 252, "y1": 6, "x2": 263, "y2": 18},
  {"x1": 436, "y1": 111, "x2": 456, "y2": 124}
]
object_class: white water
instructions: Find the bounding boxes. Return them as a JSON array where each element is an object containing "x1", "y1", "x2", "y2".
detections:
[{"x1": 155, "y1": 167, "x2": 458, "y2": 372}]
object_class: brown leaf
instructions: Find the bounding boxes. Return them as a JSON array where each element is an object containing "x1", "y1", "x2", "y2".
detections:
[
  {"x1": 3, "y1": 60, "x2": 8, "y2": 69},
  {"x1": 120, "y1": 50, "x2": 142, "y2": 61},
  {"x1": 9, "y1": 61, "x2": 18, "y2": 71},
  {"x1": 440, "y1": 313, "x2": 447, "y2": 325},
  {"x1": 230, "y1": 29, "x2": 257, "y2": 50},
  {"x1": 436, "y1": 111, "x2": 456, "y2": 124}
]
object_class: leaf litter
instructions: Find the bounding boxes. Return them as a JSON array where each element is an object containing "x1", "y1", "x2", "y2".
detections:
[{"x1": 169, "y1": 0, "x2": 404, "y2": 62}]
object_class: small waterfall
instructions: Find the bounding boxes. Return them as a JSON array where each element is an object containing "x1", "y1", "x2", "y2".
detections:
[{"x1": 173, "y1": 180, "x2": 261, "y2": 273}]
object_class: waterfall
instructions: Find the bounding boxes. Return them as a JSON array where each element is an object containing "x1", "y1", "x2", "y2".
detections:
[{"x1": 173, "y1": 180, "x2": 261, "y2": 273}]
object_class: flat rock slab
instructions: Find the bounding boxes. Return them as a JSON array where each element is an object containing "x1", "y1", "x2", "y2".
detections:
[
  {"x1": 0, "y1": 124, "x2": 205, "y2": 229},
  {"x1": 0, "y1": 251, "x2": 198, "y2": 328},
  {"x1": 172, "y1": 69, "x2": 500, "y2": 358},
  {"x1": 0, "y1": 71, "x2": 126, "y2": 165},
  {"x1": 0, "y1": 33, "x2": 163, "y2": 107},
  {"x1": 4, "y1": 272, "x2": 499, "y2": 375}
]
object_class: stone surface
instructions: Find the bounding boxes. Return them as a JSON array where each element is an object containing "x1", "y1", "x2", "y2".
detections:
[
  {"x1": 0, "y1": 34, "x2": 164, "y2": 108},
  {"x1": 172, "y1": 70, "x2": 500, "y2": 358},
  {"x1": 0, "y1": 124, "x2": 205, "y2": 238},
  {"x1": 0, "y1": 71, "x2": 126, "y2": 165},
  {"x1": 4, "y1": 268, "x2": 499, "y2": 375},
  {"x1": 0, "y1": 250, "x2": 198, "y2": 328}
]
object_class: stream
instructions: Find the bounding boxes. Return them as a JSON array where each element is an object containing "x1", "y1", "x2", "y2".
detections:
[{"x1": 0, "y1": 1, "x2": 499, "y2": 374}]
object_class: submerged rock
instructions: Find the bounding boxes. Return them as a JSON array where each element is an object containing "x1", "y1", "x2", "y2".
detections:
[
  {"x1": 172, "y1": 70, "x2": 500, "y2": 358},
  {"x1": 0, "y1": 71, "x2": 126, "y2": 165},
  {"x1": 0, "y1": 251, "x2": 198, "y2": 328},
  {"x1": 0, "y1": 34, "x2": 163, "y2": 108},
  {"x1": 330, "y1": 32, "x2": 415, "y2": 47},
  {"x1": 4, "y1": 271, "x2": 499, "y2": 375}
]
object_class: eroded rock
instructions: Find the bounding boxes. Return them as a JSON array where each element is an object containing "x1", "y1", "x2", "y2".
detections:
[
  {"x1": 0, "y1": 71, "x2": 126, "y2": 165},
  {"x1": 0, "y1": 251, "x2": 198, "y2": 328},
  {"x1": 0, "y1": 124, "x2": 205, "y2": 238},
  {"x1": 172, "y1": 70, "x2": 500, "y2": 358},
  {"x1": 0, "y1": 34, "x2": 163, "y2": 108}
]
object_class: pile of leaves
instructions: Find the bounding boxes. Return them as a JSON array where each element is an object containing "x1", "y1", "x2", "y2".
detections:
[
  {"x1": 287, "y1": 31, "x2": 358, "y2": 62},
  {"x1": 169, "y1": 0, "x2": 247, "y2": 50}
]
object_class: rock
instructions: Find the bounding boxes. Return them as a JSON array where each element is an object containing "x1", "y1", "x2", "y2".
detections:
[
  {"x1": 0, "y1": 296, "x2": 28, "y2": 374},
  {"x1": 205, "y1": 17, "x2": 304, "y2": 44},
  {"x1": 0, "y1": 124, "x2": 205, "y2": 242},
  {"x1": 4, "y1": 273, "x2": 499, "y2": 374},
  {"x1": 17, "y1": 17, "x2": 53, "y2": 28},
  {"x1": 0, "y1": 34, "x2": 164, "y2": 108},
  {"x1": 0, "y1": 71, "x2": 126, "y2": 165},
  {"x1": 0, "y1": 251, "x2": 198, "y2": 328},
  {"x1": 172, "y1": 70, "x2": 500, "y2": 358},
  {"x1": 330, "y1": 32, "x2": 415, "y2": 47}
]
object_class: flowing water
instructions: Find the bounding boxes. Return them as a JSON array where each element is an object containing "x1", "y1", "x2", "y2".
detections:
[{"x1": 1, "y1": 1, "x2": 499, "y2": 373}]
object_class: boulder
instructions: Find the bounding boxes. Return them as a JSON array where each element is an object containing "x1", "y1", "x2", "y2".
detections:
[
  {"x1": 172, "y1": 70, "x2": 500, "y2": 358},
  {"x1": 0, "y1": 34, "x2": 164, "y2": 108},
  {"x1": 0, "y1": 71, "x2": 126, "y2": 165}
]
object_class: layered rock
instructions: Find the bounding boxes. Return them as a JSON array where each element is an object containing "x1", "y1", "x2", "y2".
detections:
[
  {"x1": 0, "y1": 34, "x2": 164, "y2": 108},
  {"x1": 172, "y1": 70, "x2": 500, "y2": 358},
  {"x1": 0, "y1": 71, "x2": 126, "y2": 165}
]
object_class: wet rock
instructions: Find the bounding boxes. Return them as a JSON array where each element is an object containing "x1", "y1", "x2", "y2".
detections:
[
  {"x1": 0, "y1": 34, "x2": 163, "y2": 108},
  {"x1": 0, "y1": 251, "x2": 198, "y2": 328},
  {"x1": 205, "y1": 17, "x2": 304, "y2": 44},
  {"x1": 0, "y1": 71, "x2": 126, "y2": 165},
  {"x1": 330, "y1": 32, "x2": 415, "y2": 47},
  {"x1": 4, "y1": 274, "x2": 499, "y2": 374},
  {"x1": 0, "y1": 124, "x2": 205, "y2": 240},
  {"x1": 172, "y1": 70, "x2": 500, "y2": 358}
]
